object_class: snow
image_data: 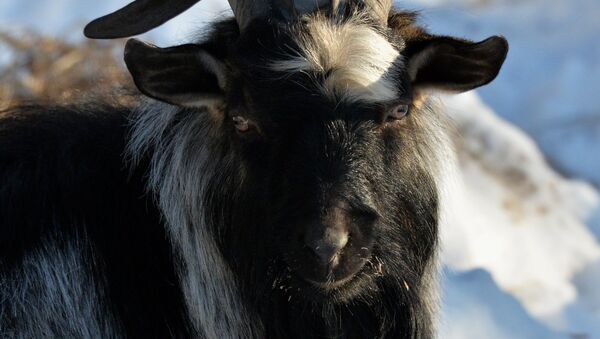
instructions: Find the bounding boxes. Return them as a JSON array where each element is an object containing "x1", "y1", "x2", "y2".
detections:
[
  {"x1": 440, "y1": 268, "x2": 564, "y2": 339},
  {"x1": 2, "y1": 0, "x2": 600, "y2": 338},
  {"x1": 0, "y1": 41, "x2": 13, "y2": 71},
  {"x1": 440, "y1": 92, "x2": 600, "y2": 336}
]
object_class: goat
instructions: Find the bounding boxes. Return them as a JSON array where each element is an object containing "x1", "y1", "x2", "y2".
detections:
[{"x1": 0, "y1": 0, "x2": 508, "y2": 338}]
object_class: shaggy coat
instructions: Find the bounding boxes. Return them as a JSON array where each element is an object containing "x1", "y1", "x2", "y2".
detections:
[{"x1": 0, "y1": 8, "x2": 507, "y2": 339}]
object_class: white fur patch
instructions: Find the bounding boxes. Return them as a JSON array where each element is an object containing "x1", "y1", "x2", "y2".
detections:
[
  {"x1": 0, "y1": 235, "x2": 121, "y2": 338},
  {"x1": 271, "y1": 15, "x2": 403, "y2": 103},
  {"x1": 127, "y1": 100, "x2": 262, "y2": 339}
]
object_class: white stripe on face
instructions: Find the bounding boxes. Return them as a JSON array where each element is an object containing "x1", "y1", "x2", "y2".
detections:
[{"x1": 271, "y1": 14, "x2": 404, "y2": 103}]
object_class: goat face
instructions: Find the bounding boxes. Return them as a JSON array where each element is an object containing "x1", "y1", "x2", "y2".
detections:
[
  {"x1": 124, "y1": 11, "x2": 508, "y2": 304},
  {"x1": 229, "y1": 29, "x2": 437, "y2": 300}
]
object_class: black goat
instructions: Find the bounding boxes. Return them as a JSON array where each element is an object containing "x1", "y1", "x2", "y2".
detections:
[{"x1": 0, "y1": 0, "x2": 508, "y2": 338}]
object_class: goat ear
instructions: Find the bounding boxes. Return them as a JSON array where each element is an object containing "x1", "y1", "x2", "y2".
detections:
[
  {"x1": 405, "y1": 36, "x2": 508, "y2": 93},
  {"x1": 124, "y1": 39, "x2": 227, "y2": 107}
]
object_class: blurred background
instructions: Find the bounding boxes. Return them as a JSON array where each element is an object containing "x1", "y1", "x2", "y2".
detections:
[{"x1": 1, "y1": 0, "x2": 599, "y2": 338}]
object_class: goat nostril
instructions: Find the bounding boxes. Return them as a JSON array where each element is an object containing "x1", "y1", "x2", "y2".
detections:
[
  {"x1": 312, "y1": 244, "x2": 339, "y2": 265},
  {"x1": 308, "y1": 229, "x2": 349, "y2": 266}
]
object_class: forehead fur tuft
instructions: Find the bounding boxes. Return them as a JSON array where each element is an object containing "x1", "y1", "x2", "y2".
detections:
[{"x1": 271, "y1": 14, "x2": 404, "y2": 103}]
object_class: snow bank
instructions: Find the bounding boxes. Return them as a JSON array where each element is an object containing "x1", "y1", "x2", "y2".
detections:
[{"x1": 440, "y1": 91, "x2": 600, "y2": 333}]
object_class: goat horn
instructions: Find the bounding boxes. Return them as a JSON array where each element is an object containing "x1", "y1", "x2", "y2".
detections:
[
  {"x1": 363, "y1": 0, "x2": 392, "y2": 25},
  {"x1": 84, "y1": 0, "x2": 385, "y2": 39},
  {"x1": 84, "y1": 0, "x2": 202, "y2": 39},
  {"x1": 84, "y1": 0, "x2": 274, "y2": 39}
]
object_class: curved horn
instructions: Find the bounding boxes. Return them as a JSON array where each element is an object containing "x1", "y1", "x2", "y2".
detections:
[
  {"x1": 84, "y1": 0, "x2": 348, "y2": 39},
  {"x1": 84, "y1": 0, "x2": 274, "y2": 39},
  {"x1": 84, "y1": 0, "x2": 202, "y2": 39},
  {"x1": 228, "y1": 1, "x2": 271, "y2": 31}
]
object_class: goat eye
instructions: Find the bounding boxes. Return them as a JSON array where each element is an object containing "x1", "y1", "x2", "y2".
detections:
[
  {"x1": 232, "y1": 116, "x2": 251, "y2": 133},
  {"x1": 388, "y1": 104, "x2": 410, "y2": 121}
]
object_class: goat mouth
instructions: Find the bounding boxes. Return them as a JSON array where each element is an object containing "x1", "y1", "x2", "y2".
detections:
[
  {"x1": 285, "y1": 253, "x2": 372, "y2": 294},
  {"x1": 275, "y1": 263, "x2": 377, "y2": 304},
  {"x1": 303, "y1": 274, "x2": 357, "y2": 290},
  {"x1": 297, "y1": 260, "x2": 375, "y2": 295}
]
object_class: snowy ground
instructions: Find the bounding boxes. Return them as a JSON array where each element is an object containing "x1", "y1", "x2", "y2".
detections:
[{"x1": 1, "y1": 0, "x2": 599, "y2": 338}]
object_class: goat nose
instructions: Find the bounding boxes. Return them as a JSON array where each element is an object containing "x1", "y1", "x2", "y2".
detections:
[{"x1": 308, "y1": 228, "x2": 349, "y2": 266}]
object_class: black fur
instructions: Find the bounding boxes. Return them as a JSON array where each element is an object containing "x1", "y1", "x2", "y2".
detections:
[{"x1": 0, "y1": 105, "x2": 192, "y2": 338}]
